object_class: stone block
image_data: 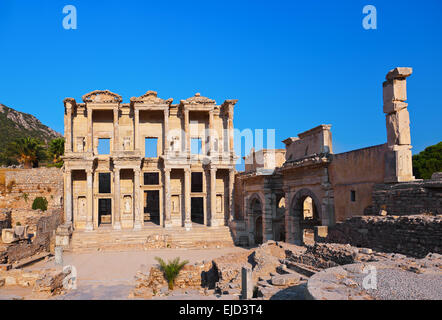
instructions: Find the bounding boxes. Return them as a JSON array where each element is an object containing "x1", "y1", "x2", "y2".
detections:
[
  {"x1": 270, "y1": 274, "x2": 301, "y2": 286},
  {"x1": 383, "y1": 101, "x2": 408, "y2": 114},
  {"x1": 384, "y1": 146, "x2": 414, "y2": 183},
  {"x1": 241, "y1": 266, "x2": 253, "y2": 300},
  {"x1": 1, "y1": 228, "x2": 17, "y2": 243},
  {"x1": 383, "y1": 79, "x2": 407, "y2": 104},
  {"x1": 314, "y1": 226, "x2": 328, "y2": 242},
  {"x1": 386, "y1": 109, "x2": 411, "y2": 146},
  {"x1": 386, "y1": 67, "x2": 413, "y2": 81}
]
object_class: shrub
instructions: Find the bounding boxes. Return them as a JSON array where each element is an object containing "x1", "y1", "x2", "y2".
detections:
[
  {"x1": 21, "y1": 192, "x2": 29, "y2": 203},
  {"x1": 16, "y1": 222, "x2": 21, "y2": 226},
  {"x1": 6, "y1": 180, "x2": 15, "y2": 193},
  {"x1": 32, "y1": 197, "x2": 48, "y2": 211},
  {"x1": 155, "y1": 257, "x2": 189, "y2": 290}
]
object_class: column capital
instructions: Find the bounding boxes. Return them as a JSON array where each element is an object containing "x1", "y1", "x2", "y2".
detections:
[
  {"x1": 184, "y1": 167, "x2": 191, "y2": 174},
  {"x1": 86, "y1": 168, "x2": 93, "y2": 175}
]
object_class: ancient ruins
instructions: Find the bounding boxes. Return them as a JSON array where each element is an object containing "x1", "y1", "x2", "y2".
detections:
[{"x1": 0, "y1": 67, "x2": 440, "y2": 300}]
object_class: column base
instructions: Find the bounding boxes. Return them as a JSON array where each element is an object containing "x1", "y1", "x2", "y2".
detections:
[
  {"x1": 85, "y1": 222, "x2": 93, "y2": 232},
  {"x1": 133, "y1": 221, "x2": 142, "y2": 230},
  {"x1": 113, "y1": 222, "x2": 122, "y2": 230},
  {"x1": 164, "y1": 220, "x2": 173, "y2": 228},
  {"x1": 184, "y1": 221, "x2": 192, "y2": 230}
]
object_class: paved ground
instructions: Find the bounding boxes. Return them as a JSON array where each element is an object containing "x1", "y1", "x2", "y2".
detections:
[{"x1": 0, "y1": 247, "x2": 247, "y2": 300}]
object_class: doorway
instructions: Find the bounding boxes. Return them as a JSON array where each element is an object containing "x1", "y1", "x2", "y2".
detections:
[
  {"x1": 98, "y1": 199, "x2": 112, "y2": 226},
  {"x1": 144, "y1": 190, "x2": 160, "y2": 225},
  {"x1": 191, "y1": 197, "x2": 204, "y2": 224}
]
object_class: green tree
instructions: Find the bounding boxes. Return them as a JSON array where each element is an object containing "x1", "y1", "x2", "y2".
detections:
[
  {"x1": 412, "y1": 142, "x2": 442, "y2": 179},
  {"x1": 6, "y1": 137, "x2": 46, "y2": 168},
  {"x1": 155, "y1": 257, "x2": 189, "y2": 290},
  {"x1": 48, "y1": 138, "x2": 65, "y2": 164}
]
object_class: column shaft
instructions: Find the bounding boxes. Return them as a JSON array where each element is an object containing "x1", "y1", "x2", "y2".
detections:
[
  {"x1": 113, "y1": 108, "x2": 119, "y2": 152},
  {"x1": 228, "y1": 169, "x2": 235, "y2": 222},
  {"x1": 210, "y1": 168, "x2": 217, "y2": 226},
  {"x1": 134, "y1": 109, "x2": 139, "y2": 151},
  {"x1": 184, "y1": 168, "x2": 192, "y2": 229},
  {"x1": 164, "y1": 168, "x2": 172, "y2": 228},
  {"x1": 133, "y1": 169, "x2": 142, "y2": 229},
  {"x1": 184, "y1": 109, "x2": 190, "y2": 155},
  {"x1": 87, "y1": 107, "x2": 93, "y2": 153},
  {"x1": 164, "y1": 109, "x2": 169, "y2": 154},
  {"x1": 113, "y1": 168, "x2": 121, "y2": 230},
  {"x1": 65, "y1": 107, "x2": 72, "y2": 153},
  {"x1": 86, "y1": 169, "x2": 93, "y2": 231},
  {"x1": 65, "y1": 169, "x2": 72, "y2": 224}
]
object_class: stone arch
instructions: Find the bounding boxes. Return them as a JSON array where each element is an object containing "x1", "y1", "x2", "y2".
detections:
[
  {"x1": 288, "y1": 188, "x2": 322, "y2": 245},
  {"x1": 247, "y1": 193, "x2": 264, "y2": 246}
]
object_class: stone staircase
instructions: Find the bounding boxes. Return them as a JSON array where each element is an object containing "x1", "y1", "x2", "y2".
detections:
[{"x1": 70, "y1": 225, "x2": 235, "y2": 252}]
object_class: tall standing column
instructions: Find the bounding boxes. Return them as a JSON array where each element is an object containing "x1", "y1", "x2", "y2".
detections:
[
  {"x1": 64, "y1": 169, "x2": 72, "y2": 225},
  {"x1": 65, "y1": 104, "x2": 72, "y2": 153},
  {"x1": 210, "y1": 167, "x2": 217, "y2": 226},
  {"x1": 228, "y1": 169, "x2": 235, "y2": 222},
  {"x1": 263, "y1": 191, "x2": 274, "y2": 242},
  {"x1": 113, "y1": 168, "x2": 121, "y2": 230},
  {"x1": 164, "y1": 168, "x2": 172, "y2": 228},
  {"x1": 228, "y1": 106, "x2": 234, "y2": 154},
  {"x1": 85, "y1": 169, "x2": 94, "y2": 231},
  {"x1": 134, "y1": 108, "x2": 139, "y2": 152},
  {"x1": 184, "y1": 109, "x2": 190, "y2": 155},
  {"x1": 113, "y1": 108, "x2": 119, "y2": 152},
  {"x1": 87, "y1": 107, "x2": 93, "y2": 153},
  {"x1": 164, "y1": 108, "x2": 169, "y2": 155},
  {"x1": 133, "y1": 168, "x2": 142, "y2": 230},
  {"x1": 208, "y1": 110, "x2": 214, "y2": 154},
  {"x1": 184, "y1": 168, "x2": 192, "y2": 229}
]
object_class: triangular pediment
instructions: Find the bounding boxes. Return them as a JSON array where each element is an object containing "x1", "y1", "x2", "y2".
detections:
[{"x1": 82, "y1": 90, "x2": 122, "y2": 103}]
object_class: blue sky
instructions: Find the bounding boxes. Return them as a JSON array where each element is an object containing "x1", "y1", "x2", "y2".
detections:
[{"x1": 0, "y1": 0, "x2": 441, "y2": 165}]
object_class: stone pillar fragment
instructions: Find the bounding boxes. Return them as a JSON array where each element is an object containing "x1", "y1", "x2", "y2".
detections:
[
  {"x1": 383, "y1": 67, "x2": 414, "y2": 183},
  {"x1": 241, "y1": 266, "x2": 253, "y2": 300}
]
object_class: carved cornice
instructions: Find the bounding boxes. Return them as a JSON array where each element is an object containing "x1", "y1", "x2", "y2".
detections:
[
  {"x1": 82, "y1": 90, "x2": 123, "y2": 103},
  {"x1": 180, "y1": 93, "x2": 216, "y2": 105},
  {"x1": 130, "y1": 90, "x2": 173, "y2": 106}
]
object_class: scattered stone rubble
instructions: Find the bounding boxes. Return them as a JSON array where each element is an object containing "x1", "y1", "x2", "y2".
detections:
[{"x1": 129, "y1": 240, "x2": 441, "y2": 300}]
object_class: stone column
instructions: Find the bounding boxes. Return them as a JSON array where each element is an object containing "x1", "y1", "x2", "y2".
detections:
[
  {"x1": 133, "y1": 168, "x2": 142, "y2": 230},
  {"x1": 184, "y1": 168, "x2": 192, "y2": 229},
  {"x1": 228, "y1": 106, "x2": 234, "y2": 154},
  {"x1": 228, "y1": 169, "x2": 235, "y2": 222},
  {"x1": 164, "y1": 108, "x2": 169, "y2": 154},
  {"x1": 164, "y1": 168, "x2": 172, "y2": 228},
  {"x1": 87, "y1": 107, "x2": 93, "y2": 153},
  {"x1": 208, "y1": 110, "x2": 214, "y2": 154},
  {"x1": 284, "y1": 191, "x2": 292, "y2": 243},
  {"x1": 64, "y1": 169, "x2": 72, "y2": 224},
  {"x1": 203, "y1": 169, "x2": 208, "y2": 226},
  {"x1": 241, "y1": 267, "x2": 253, "y2": 300},
  {"x1": 65, "y1": 105, "x2": 72, "y2": 153},
  {"x1": 263, "y1": 191, "x2": 274, "y2": 242},
  {"x1": 210, "y1": 167, "x2": 217, "y2": 226},
  {"x1": 184, "y1": 109, "x2": 190, "y2": 155},
  {"x1": 85, "y1": 169, "x2": 94, "y2": 231},
  {"x1": 383, "y1": 67, "x2": 414, "y2": 183},
  {"x1": 113, "y1": 108, "x2": 119, "y2": 152},
  {"x1": 113, "y1": 168, "x2": 121, "y2": 230},
  {"x1": 134, "y1": 108, "x2": 139, "y2": 152}
]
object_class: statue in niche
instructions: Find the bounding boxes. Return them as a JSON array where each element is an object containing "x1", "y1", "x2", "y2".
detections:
[
  {"x1": 76, "y1": 137, "x2": 85, "y2": 152},
  {"x1": 123, "y1": 137, "x2": 131, "y2": 151},
  {"x1": 78, "y1": 196, "x2": 86, "y2": 217},
  {"x1": 124, "y1": 196, "x2": 132, "y2": 213}
]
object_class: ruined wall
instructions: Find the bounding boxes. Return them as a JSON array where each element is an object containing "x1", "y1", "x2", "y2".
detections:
[
  {"x1": 321, "y1": 215, "x2": 442, "y2": 258},
  {"x1": 329, "y1": 144, "x2": 387, "y2": 221},
  {"x1": 3, "y1": 168, "x2": 64, "y2": 210},
  {"x1": 371, "y1": 177, "x2": 442, "y2": 216},
  {"x1": 0, "y1": 209, "x2": 11, "y2": 234},
  {"x1": 5, "y1": 208, "x2": 63, "y2": 263}
]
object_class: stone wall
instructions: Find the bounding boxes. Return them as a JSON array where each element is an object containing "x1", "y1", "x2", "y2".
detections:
[
  {"x1": 371, "y1": 176, "x2": 442, "y2": 216},
  {"x1": 3, "y1": 208, "x2": 63, "y2": 263},
  {"x1": 321, "y1": 215, "x2": 442, "y2": 258},
  {"x1": 2, "y1": 168, "x2": 64, "y2": 210},
  {"x1": 0, "y1": 209, "x2": 11, "y2": 233}
]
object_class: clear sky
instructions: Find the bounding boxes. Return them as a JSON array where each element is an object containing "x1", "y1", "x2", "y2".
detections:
[{"x1": 0, "y1": 0, "x2": 441, "y2": 166}]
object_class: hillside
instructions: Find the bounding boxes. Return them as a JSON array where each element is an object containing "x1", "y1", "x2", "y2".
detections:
[{"x1": 0, "y1": 103, "x2": 62, "y2": 165}]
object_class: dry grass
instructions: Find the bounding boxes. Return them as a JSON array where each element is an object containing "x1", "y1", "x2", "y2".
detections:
[{"x1": 0, "y1": 168, "x2": 7, "y2": 186}]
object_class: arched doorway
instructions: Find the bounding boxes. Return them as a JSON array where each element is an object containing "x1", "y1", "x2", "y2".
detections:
[{"x1": 290, "y1": 189, "x2": 322, "y2": 245}]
